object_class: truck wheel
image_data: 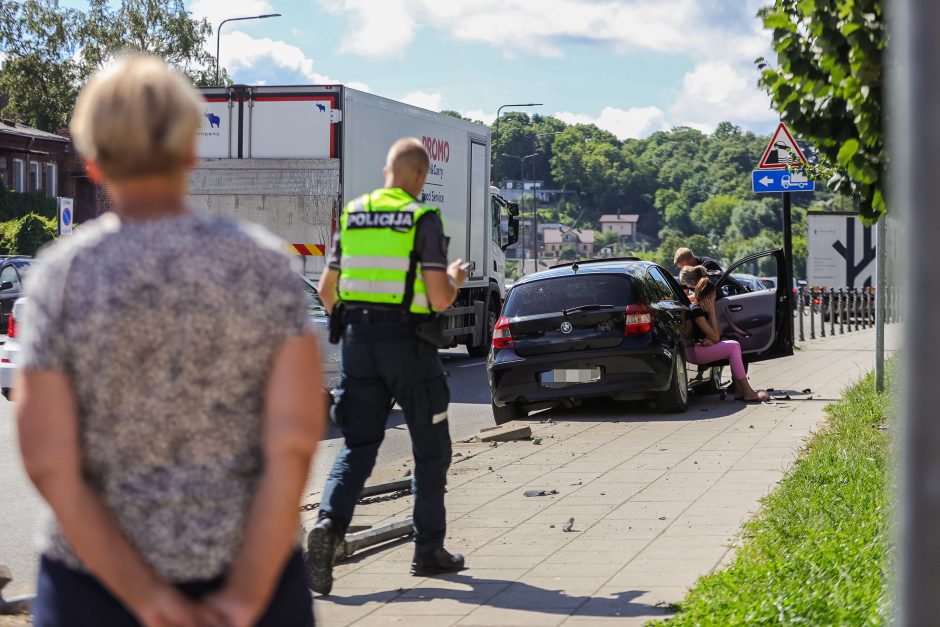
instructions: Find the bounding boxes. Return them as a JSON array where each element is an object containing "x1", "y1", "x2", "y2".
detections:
[
  {"x1": 492, "y1": 400, "x2": 524, "y2": 425},
  {"x1": 657, "y1": 352, "x2": 689, "y2": 413},
  {"x1": 467, "y1": 304, "x2": 498, "y2": 358}
]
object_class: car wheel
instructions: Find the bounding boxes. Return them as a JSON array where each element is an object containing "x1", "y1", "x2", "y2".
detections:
[
  {"x1": 492, "y1": 400, "x2": 524, "y2": 425},
  {"x1": 467, "y1": 305, "x2": 498, "y2": 358},
  {"x1": 696, "y1": 366, "x2": 723, "y2": 395},
  {"x1": 657, "y1": 351, "x2": 689, "y2": 413},
  {"x1": 2, "y1": 388, "x2": 11, "y2": 401}
]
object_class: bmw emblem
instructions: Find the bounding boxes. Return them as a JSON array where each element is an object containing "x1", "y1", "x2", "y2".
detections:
[{"x1": 560, "y1": 321, "x2": 573, "y2": 334}]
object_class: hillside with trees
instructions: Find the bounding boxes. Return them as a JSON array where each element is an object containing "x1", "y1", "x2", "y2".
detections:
[{"x1": 475, "y1": 112, "x2": 852, "y2": 276}]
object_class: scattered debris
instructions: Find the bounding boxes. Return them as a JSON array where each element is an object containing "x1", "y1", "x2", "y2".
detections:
[
  {"x1": 490, "y1": 442, "x2": 499, "y2": 448},
  {"x1": 549, "y1": 524, "x2": 555, "y2": 528},
  {"x1": 748, "y1": 425, "x2": 755, "y2": 429},
  {"x1": 488, "y1": 466, "x2": 493, "y2": 471},
  {"x1": 533, "y1": 437, "x2": 542, "y2": 445},
  {"x1": 403, "y1": 469, "x2": 412, "y2": 477},
  {"x1": 479, "y1": 422, "x2": 533, "y2": 442},
  {"x1": 658, "y1": 516, "x2": 667, "y2": 520},
  {"x1": 570, "y1": 480, "x2": 582, "y2": 486},
  {"x1": 874, "y1": 424, "x2": 889, "y2": 430},
  {"x1": 524, "y1": 489, "x2": 558, "y2": 497},
  {"x1": 562, "y1": 518, "x2": 575, "y2": 532},
  {"x1": 325, "y1": 518, "x2": 415, "y2": 562},
  {"x1": 454, "y1": 452, "x2": 463, "y2": 457}
]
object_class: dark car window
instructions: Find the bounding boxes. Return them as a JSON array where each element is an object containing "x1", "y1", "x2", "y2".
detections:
[
  {"x1": 0, "y1": 265, "x2": 20, "y2": 289},
  {"x1": 504, "y1": 274, "x2": 635, "y2": 317},
  {"x1": 647, "y1": 267, "x2": 677, "y2": 301}
]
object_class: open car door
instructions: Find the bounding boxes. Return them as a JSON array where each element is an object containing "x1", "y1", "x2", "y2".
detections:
[{"x1": 714, "y1": 249, "x2": 793, "y2": 363}]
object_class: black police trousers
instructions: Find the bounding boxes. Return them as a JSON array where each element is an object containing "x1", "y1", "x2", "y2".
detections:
[{"x1": 318, "y1": 317, "x2": 452, "y2": 552}]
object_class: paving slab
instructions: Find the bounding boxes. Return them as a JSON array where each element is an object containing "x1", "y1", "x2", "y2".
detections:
[{"x1": 313, "y1": 325, "x2": 900, "y2": 625}]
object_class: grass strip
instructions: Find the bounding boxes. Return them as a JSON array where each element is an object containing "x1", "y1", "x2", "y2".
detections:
[{"x1": 652, "y1": 360, "x2": 895, "y2": 625}]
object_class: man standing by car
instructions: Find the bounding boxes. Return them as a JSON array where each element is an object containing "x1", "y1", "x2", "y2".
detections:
[
  {"x1": 674, "y1": 247, "x2": 723, "y2": 273},
  {"x1": 309, "y1": 138, "x2": 469, "y2": 595}
]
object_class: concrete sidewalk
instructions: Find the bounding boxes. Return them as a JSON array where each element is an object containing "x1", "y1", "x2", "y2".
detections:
[{"x1": 310, "y1": 326, "x2": 901, "y2": 626}]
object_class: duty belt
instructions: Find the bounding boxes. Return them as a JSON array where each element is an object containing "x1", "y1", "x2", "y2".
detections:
[{"x1": 344, "y1": 306, "x2": 427, "y2": 325}]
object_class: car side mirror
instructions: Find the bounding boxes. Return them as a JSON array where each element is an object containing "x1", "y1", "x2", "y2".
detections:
[
  {"x1": 504, "y1": 216, "x2": 520, "y2": 250},
  {"x1": 0, "y1": 282, "x2": 13, "y2": 291}
]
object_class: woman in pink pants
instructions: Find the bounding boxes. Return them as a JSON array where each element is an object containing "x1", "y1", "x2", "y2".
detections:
[{"x1": 686, "y1": 278, "x2": 769, "y2": 403}]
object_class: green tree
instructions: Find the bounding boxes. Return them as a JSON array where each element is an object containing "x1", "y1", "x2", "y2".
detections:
[
  {"x1": 757, "y1": 0, "x2": 885, "y2": 220},
  {"x1": 558, "y1": 245, "x2": 578, "y2": 260},
  {"x1": 0, "y1": 0, "x2": 219, "y2": 132}
]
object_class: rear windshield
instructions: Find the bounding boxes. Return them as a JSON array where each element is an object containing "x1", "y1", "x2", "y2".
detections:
[{"x1": 504, "y1": 274, "x2": 635, "y2": 317}]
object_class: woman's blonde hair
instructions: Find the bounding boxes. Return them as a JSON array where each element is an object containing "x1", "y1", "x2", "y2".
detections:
[
  {"x1": 694, "y1": 277, "x2": 715, "y2": 302},
  {"x1": 679, "y1": 264, "x2": 708, "y2": 287},
  {"x1": 70, "y1": 54, "x2": 203, "y2": 180}
]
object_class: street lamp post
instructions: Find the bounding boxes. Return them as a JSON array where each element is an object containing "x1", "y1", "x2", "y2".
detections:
[
  {"x1": 532, "y1": 131, "x2": 562, "y2": 269},
  {"x1": 493, "y1": 103, "x2": 542, "y2": 187},
  {"x1": 503, "y1": 152, "x2": 539, "y2": 274},
  {"x1": 216, "y1": 13, "x2": 282, "y2": 85}
]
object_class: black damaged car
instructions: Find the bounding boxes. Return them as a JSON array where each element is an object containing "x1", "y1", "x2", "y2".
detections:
[{"x1": 487, "y1": 252, "x2": 793, "y2": 423}]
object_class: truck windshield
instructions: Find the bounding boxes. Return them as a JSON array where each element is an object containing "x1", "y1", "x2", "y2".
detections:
[{"x1": 504, "y1": 275, "x2": 634, "y2": 317}]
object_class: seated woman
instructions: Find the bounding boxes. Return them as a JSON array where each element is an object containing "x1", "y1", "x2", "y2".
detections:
[
  {"x1": 679, "y1": 265, "x2": 708, "y2": 302},
  {"x1": 686, "y1": 278, "x2": 769, "y2": 403}
]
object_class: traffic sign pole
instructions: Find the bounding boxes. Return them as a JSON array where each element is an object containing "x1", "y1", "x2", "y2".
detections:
[{"x1": 782, "y1": 191, "x2": 793, "y2": 339}]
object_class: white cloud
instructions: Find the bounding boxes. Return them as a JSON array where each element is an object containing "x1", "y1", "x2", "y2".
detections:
[
  {"x1": 321, "y1": 0, "x2": 415, "y2": 58},
  {"x1": 220, "y1": 30, "x2": 325, "y2": 82},
  {"x1": 555, "y1": 106, "x2": 667, "y2": 140},
  {"x1": 190, "y1": 0, "x2": 274, "y2": 22},
  {"x1": 217, "y1": 31, "x2": 369, "y2": 89},
  {"x1": 322, "y1": 0, "x2": 769, "y2": 64},
  {"x1": 669, "y1": 61, "x2": 776, "y2": 133},
  {"x1": 400, "y1": 90, "x2": 443, "y2": 111},
  {"x1": 460, "y1": 110, "x2": 497, "y2": 125}
]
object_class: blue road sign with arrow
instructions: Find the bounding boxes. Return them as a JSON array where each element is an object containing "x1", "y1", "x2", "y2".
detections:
[{"x1": 752, "y1": 169, "x2": 816, "y2": 193}]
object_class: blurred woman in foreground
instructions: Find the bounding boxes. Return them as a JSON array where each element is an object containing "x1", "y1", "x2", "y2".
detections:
[
  {"x1": 685, "y1": 278, "x2": 769, "y2": 403},
  {"x1": 16, "y1": 55, "x2": 325, "y2": 627}
]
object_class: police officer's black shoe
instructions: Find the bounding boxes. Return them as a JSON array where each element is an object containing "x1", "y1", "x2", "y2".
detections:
[
  {"x1": 411, "y1": 547, "x2": 466, "y2": 576},
  {"x1": 306, "y1": 517, "x2": 342, "y2": 595}
]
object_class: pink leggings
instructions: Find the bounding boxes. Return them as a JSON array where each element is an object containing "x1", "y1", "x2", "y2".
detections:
[{"x1": 686, "y1": 340, "x2": 746, "y2": 380}]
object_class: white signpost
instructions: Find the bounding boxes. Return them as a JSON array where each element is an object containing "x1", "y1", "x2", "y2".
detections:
[{"x1": 57, "y1": 197, "x2": 74, "y2": 235}]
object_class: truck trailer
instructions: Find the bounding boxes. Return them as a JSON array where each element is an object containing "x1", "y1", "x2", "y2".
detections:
[{"x1": 189, "y1": 84, "x2": 519, "y2": 356}]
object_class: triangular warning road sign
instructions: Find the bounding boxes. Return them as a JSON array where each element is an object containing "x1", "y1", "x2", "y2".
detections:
[{"x1": 758, "y1": 122, "x2": 808, "y2": 169}]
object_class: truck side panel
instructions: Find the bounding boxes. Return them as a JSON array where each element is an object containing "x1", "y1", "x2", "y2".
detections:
[
  {"x1": 188, "y1": 159, "x2": 339, "y2": 277},
  {"x1": 341, "y1": 89, "x2": 491, "y2": 287}
]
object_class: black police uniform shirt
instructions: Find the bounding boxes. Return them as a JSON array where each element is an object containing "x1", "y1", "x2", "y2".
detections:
[
  {"x1": 327, "y1": 211, "x2": 449, "y2": 272},
  {"x1": 697, "y1": 255, "x2": 723, "y2": 273}
]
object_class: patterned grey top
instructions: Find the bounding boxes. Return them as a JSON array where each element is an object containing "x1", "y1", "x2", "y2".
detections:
[{"x1": 19, "y1": 211, "x2": 310, "y2": 582}]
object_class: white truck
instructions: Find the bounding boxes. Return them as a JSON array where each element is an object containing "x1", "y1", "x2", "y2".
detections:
[{"x1": 190, "y1": 84, "x2": 520, "y2": 356}]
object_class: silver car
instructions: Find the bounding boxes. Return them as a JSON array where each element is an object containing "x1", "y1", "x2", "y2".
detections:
[{"x1": 300, "y1": 274, "x2": 341, "y2": 390}]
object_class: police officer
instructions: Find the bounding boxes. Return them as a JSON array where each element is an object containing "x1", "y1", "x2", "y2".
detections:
[{"x1": 308, "y1": 138, "x2": 469, "y2": 595}]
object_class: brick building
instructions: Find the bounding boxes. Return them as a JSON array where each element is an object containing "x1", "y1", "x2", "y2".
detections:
[{"x1": 0, "y1": 119, "x2": 97, "y2": 223}]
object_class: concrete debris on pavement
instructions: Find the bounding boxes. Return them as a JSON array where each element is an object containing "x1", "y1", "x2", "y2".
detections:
[
  {"x1": 523, "y1": 489, "x2": 558, "y2": 497},
  {"x1": 561, "y1": 517, "x2": 575, "y2": 532},
  {"x1": 478, "y1": 422, "x2": 532, "y2": 442}
]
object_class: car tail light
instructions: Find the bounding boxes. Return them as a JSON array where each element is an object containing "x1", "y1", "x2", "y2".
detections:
[
  {"x1": 625, "y1": 304, "x2": 653, "y2": 335},
  {"x1": 7, "y1": 314, "x2": 15, "y2": 339},
  {"x1": 492, "y1": 316, "x2": 513, "y2": 349}
]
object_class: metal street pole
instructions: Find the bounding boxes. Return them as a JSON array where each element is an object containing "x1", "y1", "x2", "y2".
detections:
[
  {"x1": 782, "y1": 190, "x2": 794, "y2": 341},
  {"x1": 493, "y1": 103, "x2": 542, "y2": 188},
  {"x1": 216, "y1": 14, "x2": 281, "y2": 85},
  {"x1": 503, "y1": 152, "x2": 538, "y2": 274},
  {"x1": 875, "y1": 217, "x2": 887, "y2": 392},
  {"x1": 895, "y1": 0, "x2": 940, "y2": 623}
]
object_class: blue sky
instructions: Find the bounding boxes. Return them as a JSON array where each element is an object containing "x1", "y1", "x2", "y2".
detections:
[{"x1": 69, "y1": 0, "x2": 780, "y2": 138}]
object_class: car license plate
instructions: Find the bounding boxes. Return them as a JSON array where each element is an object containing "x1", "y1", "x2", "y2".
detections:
[{"x1": 540, "y1": 368, "x2": 601, "y2": 387}]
